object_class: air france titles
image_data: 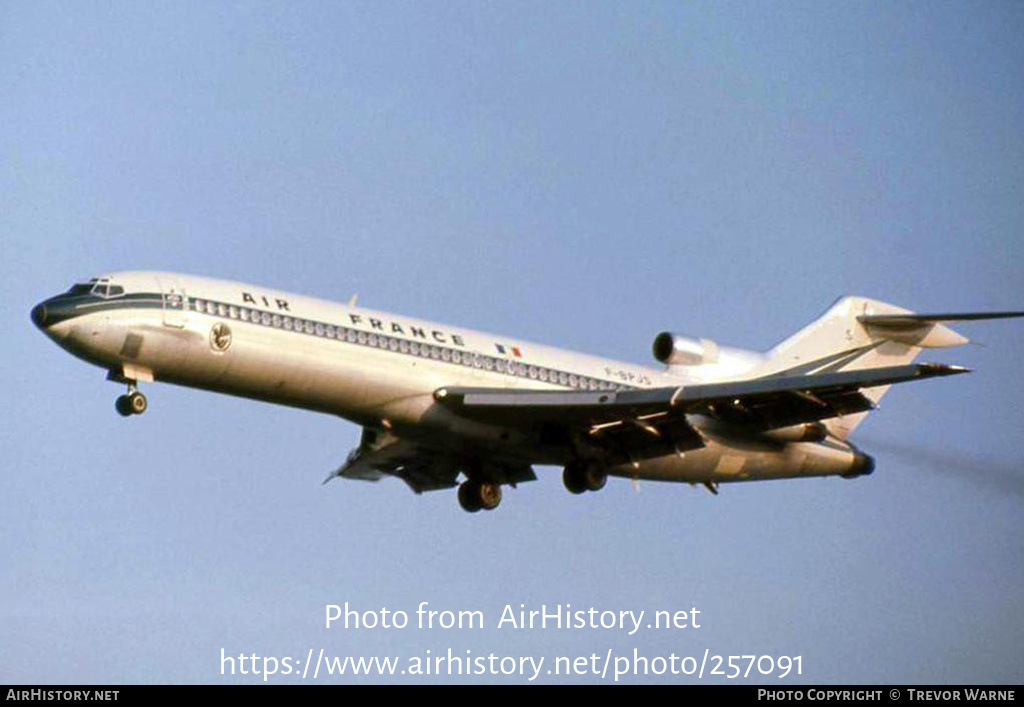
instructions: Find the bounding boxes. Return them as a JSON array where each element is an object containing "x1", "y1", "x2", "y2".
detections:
[
  {"x1": 347, "y1": 313, "x2": 465, "y2": 347},
  {"x1": 240, "y1": 291, "x2": 466, "y2": 347},
  {"x1": 242, "y1": 292, "x2": 291, "y2": 311}
]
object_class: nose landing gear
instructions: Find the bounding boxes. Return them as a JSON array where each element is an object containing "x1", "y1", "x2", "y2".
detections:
[{"x1": 115, "y1": 385, "x2": 148, "y2": 417}]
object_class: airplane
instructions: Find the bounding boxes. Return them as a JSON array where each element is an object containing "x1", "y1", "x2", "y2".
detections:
[{"x1": 30, "y1": 271, "x2": 1023, "y2": 513}]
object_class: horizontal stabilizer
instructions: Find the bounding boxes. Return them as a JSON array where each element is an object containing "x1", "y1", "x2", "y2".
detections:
[{"x1": 858, "y1": 311, "x2": 1024, "y2": 327}]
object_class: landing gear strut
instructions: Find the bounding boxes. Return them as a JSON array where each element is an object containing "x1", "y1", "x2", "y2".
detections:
[
  {"x1": 115, "y1": 384, "x2": 148, "y2": 417},
  {"x1": 458, "y1": 479, "x2": 502, "y2": 513},
  {"x1": 563, "y1": 461, "x2": 607, "y2": 494}
]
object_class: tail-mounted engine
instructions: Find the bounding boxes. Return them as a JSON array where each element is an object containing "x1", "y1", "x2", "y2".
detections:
[
  {"x1": 652, "y1": 331, "x2": 765, "y2": 377},
  {"x1": 652, "y1": 332, "x2": 720, "y2": 366}
]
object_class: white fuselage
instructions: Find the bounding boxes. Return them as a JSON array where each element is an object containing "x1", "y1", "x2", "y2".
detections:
[{"x1": 33, "y1": 271, "x2": 869, "y2": 487}]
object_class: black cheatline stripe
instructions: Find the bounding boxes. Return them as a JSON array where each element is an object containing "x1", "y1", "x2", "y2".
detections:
[
  {"x1": 40, "y1": 293, "x2": 166, "y2": 325},
  {"x1": 56, "y1": 292, "x2": 640, "y2": 393}
]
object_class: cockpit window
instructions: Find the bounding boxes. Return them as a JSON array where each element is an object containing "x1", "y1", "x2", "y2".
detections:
[{"x1": 64, "y1": 279, "x2": 124, "y2": 298}]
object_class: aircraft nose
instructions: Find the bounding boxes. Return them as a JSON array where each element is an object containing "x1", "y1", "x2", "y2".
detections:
[{"x1": 31, "y1": 301, "x2": 49, "y2": 329}]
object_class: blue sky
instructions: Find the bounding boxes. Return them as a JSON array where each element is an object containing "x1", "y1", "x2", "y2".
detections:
[{"x1": 2, "y1": 1, "x2": 1022, "y2": 683}]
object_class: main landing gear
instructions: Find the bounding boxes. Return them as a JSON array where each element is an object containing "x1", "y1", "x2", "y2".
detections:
[
  {"x1": 115, "y1": 384, "x2": 148, "y2": 417},
  {"x1": 458, "y1": 479, "x2": 503, "y2": 513},
  {"x1": 563, "y1": 461, "x2": 607, "y2": 495}
]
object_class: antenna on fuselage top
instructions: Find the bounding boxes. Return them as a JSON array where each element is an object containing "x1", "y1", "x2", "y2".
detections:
[{"x1": 348, "y1": 294, "x2": 358, "y2": 307}]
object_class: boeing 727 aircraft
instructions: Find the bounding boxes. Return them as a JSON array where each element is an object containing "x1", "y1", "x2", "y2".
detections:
[{"x1": 30, "y1": 272, "x2": 1023, "y2": 512}]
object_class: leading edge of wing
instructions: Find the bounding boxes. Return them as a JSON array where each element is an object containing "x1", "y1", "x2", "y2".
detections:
[{"x1": 434, "y1": 362, "x2": 969, "y2": 422}]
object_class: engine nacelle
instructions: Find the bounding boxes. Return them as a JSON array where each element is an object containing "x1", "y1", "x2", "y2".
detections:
[
  {"x1": 761, "y1": 422, "x2": 828, "y2": 443},
  {"x1": 652, "y1": 332, "x2": 766, "y2": 378},
  {"x1": 652, "y1": 332, "x2": 720, "y2": 366}
]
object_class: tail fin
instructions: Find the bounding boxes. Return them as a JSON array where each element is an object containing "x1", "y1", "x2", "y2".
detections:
[{"x1": 757, "y1": 297, "x2": 1021, "y2": 438}]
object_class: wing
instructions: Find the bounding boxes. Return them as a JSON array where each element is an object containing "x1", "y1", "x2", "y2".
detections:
[
  {"x1": 434, "y1": 362, "x2": 968, "y2": 457},
  {"x1": 332, "y1": 434, "x2": 459, "y2": 493},
  {"x1": 327, "y1": 427, "x2": 535, "y2": 494}
]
